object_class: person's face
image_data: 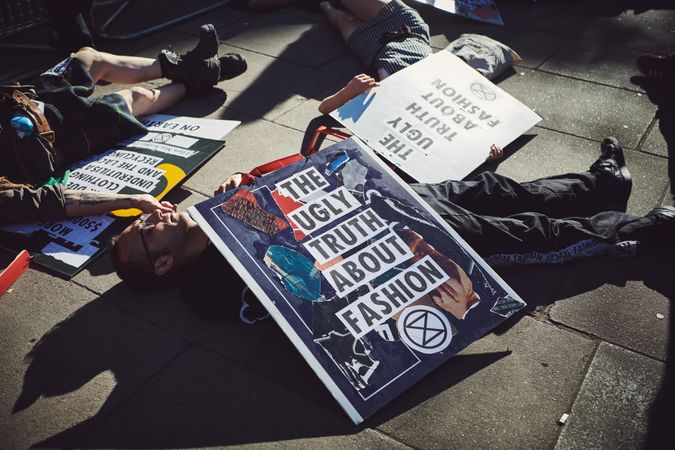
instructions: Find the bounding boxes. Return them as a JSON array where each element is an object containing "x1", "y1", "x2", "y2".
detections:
[
  {"x1": 431, "y1": 261, "x2": 479, "y2": 320},
  {"x1": 116, "y1": 209, "x2": 195, "y2": 275}
]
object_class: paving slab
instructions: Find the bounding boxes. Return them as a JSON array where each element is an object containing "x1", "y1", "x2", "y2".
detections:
[
  {"x1": 90, "y1": 0, "x2": 226, "y2": 37},
  {"x1": 540, "y1": 39, "x2": 645, "y2": 91},
  {"x1": 549, "y1": 255, "x2": 673, "y2": 361},
  {"x1": 623, "y1": 149, "x2": 671, "y2": 216},
  {"x1": 174, "y1": 3, "x2": 252, "y2": 34},
  {"x1": 318, "y1": 52, "x2": 364, "y2": 79},
  {"x1": 243, "y1": 321, "x2": 340, "y2": 409},
  {"x1": 641, "y1": 118, "x2": 669, "y2": 158},
  {"x1": 373, "y1": 317, "x2": 596, "y2": 449},
  {"x1": 491, "y1": 127, "x2": 601, "y2": 183},
  {"x1": 0, "y1": 268, "x2": 186, "y2": 449},
  {"x1": 555, "y1": 342, "x2": 665, "y2": 450},
  {"x1": 499, "y1": 69, "x2": 656, "y2": 149},
  {"x1": 211, "y1": 43, "x2": 342, "y2": 121},
  {"x1": 493, "y1": 263, "x2": 575, "y2": 315},
  {"x1": 75, "y1": 346, "x2": 409, "y2": 448},
  {"x1": 550, "y1": 7, "x2": 675, "y2": 54},
  {"x1": 215, "y1": 11, "x2": 344, "y2": 68},
  {"x1": 272, "y1": 79, "x2": 347, "y2": 131},
  {"x1": 182, "y1": 115, "x2": 307, "y2": 195}
]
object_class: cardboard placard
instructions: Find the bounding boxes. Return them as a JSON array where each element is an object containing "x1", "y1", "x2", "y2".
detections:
[
  {"x1": 189, "y1": 138, "x2": 525, "y2": 423},
  {"x1": 331, "y1": 51, "x2": 541, "y2": 183}
]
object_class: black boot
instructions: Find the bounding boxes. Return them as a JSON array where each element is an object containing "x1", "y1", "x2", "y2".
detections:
[
  {"x1": 590, "y1": 136, "x2": 632, "y2": 212},
  {"x1": 157, "y1": 24, "x2": 221, "y2": 89},
  {"x1": 218, "y1": 53, "x2": 247, "y2": 81}
]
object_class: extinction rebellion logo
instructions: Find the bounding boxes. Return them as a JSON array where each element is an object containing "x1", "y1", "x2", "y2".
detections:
[
  {"x1": 397, "y1": 306, "x2": 453, "y2": 354},
  {"x1": 470, "y1": 82, "x2": 497, "y2": 101}
]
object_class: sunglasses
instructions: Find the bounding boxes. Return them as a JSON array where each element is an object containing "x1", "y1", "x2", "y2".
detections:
[{"x1": 137, "y1": 214, "x2": 156, "y2": 268}]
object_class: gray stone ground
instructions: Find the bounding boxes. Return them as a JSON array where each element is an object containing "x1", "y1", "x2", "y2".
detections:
[{"x1": 1, "y1": 0, "x2": 674, "y2": 448}]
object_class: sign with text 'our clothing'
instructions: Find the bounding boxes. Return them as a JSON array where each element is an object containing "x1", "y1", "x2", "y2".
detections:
[
  {"x1": 189, "y1": 138, "x2": 525, "y2": 423},
  {"x1": 331, "y1": 51, "x2": 541, "y2": 183},
  {"x1": 0, "y1": 115, "x2": 237, "y2": 277}
]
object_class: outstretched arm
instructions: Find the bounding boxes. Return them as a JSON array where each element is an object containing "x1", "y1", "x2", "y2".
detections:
[
  {"x1": 319, "y1": 74, "x2": 379, "y2": 115},
  {"x1": 64, "y1": 190, "x2": 175, "y2": 217}
]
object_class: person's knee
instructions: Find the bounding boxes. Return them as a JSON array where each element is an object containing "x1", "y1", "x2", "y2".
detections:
[
  {"x1": 129, "y1": 86, "x2": 157, "y2": 105},
  {"x1": 72, "y1": 46, "x2": 104, "y2": 76},
  {"x1": 72, "y1": 46, "x2": 100, "y2": 64}
]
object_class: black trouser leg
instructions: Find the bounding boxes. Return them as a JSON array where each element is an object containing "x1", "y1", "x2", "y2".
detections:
[
  {"x1": 411, "y1": 170, "x2": 622, "y2": 219},
  {"x1": 419, "y1": 197, "x2": 647, "y2": 267}
]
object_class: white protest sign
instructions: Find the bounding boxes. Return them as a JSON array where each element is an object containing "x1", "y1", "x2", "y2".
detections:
[
  {"x1": 139, "y1": 114, "x2": 240, "y2": 140},
  {"x1": 331, "y1": 51, "x2": 541, "y2": 183},
  {"x1": 66, "y1": 149, "x2": 166, "y2": 194}
]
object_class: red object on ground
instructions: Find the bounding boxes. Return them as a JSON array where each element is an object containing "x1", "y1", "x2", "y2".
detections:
[
  {"x1": 0, "y1": 250, "x2": 31, "y2": 296},
  {"x1": 240, "y1": 126, "x2": 352, "y2": 187}
]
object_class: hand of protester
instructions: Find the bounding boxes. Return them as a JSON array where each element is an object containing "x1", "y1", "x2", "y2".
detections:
[
  {"x1": 214, "y1": 173, "x2": 244, "y2": 196},
  {"x1": 487, "y1": 144, "x2": 504, "y2": 162},
  {"x1": 134, "y1": 194, "x2": 177, "y2": 213},
  {"x1": 343, "y1": 74, "x2": 379, "y2": 98}
]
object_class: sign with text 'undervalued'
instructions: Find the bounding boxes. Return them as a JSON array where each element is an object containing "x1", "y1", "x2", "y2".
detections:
[{"x1": 189, "y1": 138, "x2": 525, "y2": 424}]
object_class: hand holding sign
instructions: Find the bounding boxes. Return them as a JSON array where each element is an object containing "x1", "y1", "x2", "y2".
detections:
[{"x1": 344, "y1": 74, "x2": 379, "y2": 98}]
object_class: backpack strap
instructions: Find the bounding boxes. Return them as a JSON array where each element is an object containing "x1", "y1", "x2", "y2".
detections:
[{"x1": 10, "y1": 90, "x2": 55, "y2": 143}]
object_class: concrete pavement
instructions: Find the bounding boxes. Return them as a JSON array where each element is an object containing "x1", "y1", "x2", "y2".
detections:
[{"x1": 1, "y1": 0, "x2": 673, "y2": 448}]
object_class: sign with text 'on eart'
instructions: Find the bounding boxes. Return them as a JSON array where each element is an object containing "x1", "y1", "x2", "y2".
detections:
[
  {"x1": 331, "y1": 51, "x2": 541, "y2": 183},
  {"x1": 189, "y1": 138, "x2": 526, "y2": 424}
]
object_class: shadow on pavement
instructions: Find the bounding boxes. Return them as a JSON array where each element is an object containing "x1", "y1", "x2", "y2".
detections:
[
  {"x1": 494, "y1": 253, "x2": 674, "y2": 449},
  {"x1": 15, "y1": 278, "x2": 506, "y2": 448},
  {"x1": 631, "y1": 75, "x2": 675, "y2": 199}
]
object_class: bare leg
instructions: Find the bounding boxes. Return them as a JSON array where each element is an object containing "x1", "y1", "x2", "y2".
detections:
[
  {"x1": 320, "y1": 2, "x2": 362, "y2": 42},
  {"x1": 116, "y1": 83, "x2": 186, "y2": 117},
  {"x1": 339, "y1": 0, "x2": 390, "y2": 21},
  {"x1": 246, "y1": 0, "x2": 299, "y2": 11},
  {"x1": 72, "y1": 47, "x2": 161, "y2": 85}
]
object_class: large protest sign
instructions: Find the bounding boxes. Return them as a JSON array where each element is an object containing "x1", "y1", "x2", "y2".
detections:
[
  {"x1": 189, "y1": 138, "x2": 526, "y2": 423},
  {"x1": 411, "y1": 0, "x2": 504, "y2": 25},
  {"x1": 331, "y1": 51, "x2": 541, "y2": 183},
  {"x1": 0, "y1": 114, "x2": 238, "y2": 277}
]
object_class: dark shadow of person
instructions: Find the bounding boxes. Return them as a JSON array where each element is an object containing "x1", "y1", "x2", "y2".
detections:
[
  {"x1": 214, "y1": 18, "x2": 345, "y2": 123},
  {"x1": 17, "y1": 280, "x2": 507, "y2": 448},
  {"x1": 631, "y1": 75, "x2": 675, "y2": 202}
]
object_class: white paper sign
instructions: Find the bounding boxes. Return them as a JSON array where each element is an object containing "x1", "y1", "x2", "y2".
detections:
[
  {"x1": 331, "y1": 51, "x2": 541, "y2": 183},
  {"x1": 139, "y1": 114, "x2": 240, "y2": 140}
]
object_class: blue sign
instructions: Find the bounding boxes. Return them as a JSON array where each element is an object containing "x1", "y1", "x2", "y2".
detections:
[{"x1": 189, "y1": 138, "x2": 525, "y2": 424}]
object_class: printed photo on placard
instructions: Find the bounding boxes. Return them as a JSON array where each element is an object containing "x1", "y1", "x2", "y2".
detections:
[{"x1": 189, "y1": 138, "x2": 526, "y2": 423}]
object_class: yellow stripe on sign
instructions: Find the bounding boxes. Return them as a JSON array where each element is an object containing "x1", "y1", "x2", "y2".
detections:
[{"x1": 111, "y1": 163, "x2": 186, "y2": 217}]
